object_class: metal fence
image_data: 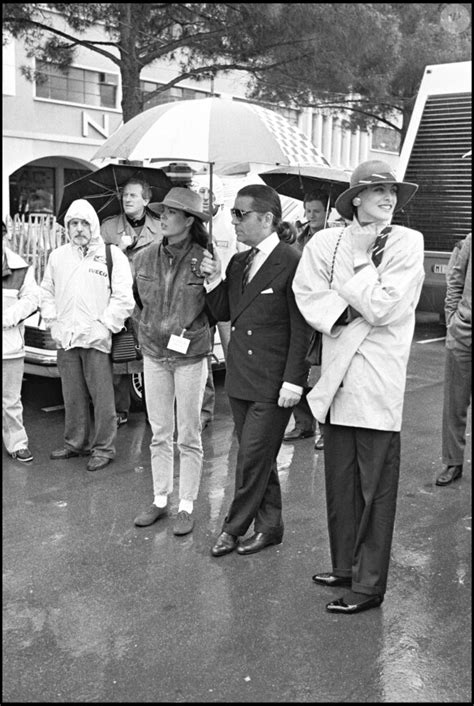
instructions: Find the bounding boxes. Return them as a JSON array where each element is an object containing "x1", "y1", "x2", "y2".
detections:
[{"x1": 5, "y1": 213, "x2": 67, "y2": 284}]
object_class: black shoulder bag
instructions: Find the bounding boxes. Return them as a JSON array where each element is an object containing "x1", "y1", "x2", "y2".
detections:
[{"x1": 105, "y1": 244, "x2": 142, "y2": 363}]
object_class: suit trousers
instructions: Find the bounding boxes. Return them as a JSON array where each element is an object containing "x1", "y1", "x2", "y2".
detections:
[
  {"x1": 442, "y1": 345, "x2": 472, "y2": 466},
  {"x1": 222, "y1": 397, "x2": 292, "y2": 537},
  {"x1": 322, "y1": 423, "x2": 401, "y2": 597}
]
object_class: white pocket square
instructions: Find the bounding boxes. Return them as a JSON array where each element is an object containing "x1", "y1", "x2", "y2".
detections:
[{"x1": 261, "y1": 288, "x2": 273, "y2": 294}]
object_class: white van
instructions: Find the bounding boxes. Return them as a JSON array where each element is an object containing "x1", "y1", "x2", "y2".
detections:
[{"x1": 394, "y1": 61, "x2": 471, "y2": 318}]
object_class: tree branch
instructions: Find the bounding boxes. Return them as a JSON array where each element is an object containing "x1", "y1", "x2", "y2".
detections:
[{"x1": 3, "y1": 16, "x2": 121, "y2": 64}]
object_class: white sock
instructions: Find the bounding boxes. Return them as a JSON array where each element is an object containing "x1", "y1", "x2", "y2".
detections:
[
  {"x1": 178, "y1": 499, "x2": 193, "y2": 514},
  {"x1": 154, "y1": 494, "x2": 168, "y2": 508}
]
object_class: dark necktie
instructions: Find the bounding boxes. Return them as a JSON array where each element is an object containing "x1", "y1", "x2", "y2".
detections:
[
  {"x1": 241, "y1": 247, "x2": 258, "y2": 290},
  {"x1": 371, "y1": 226, "x2": 391, "y2": 267}
]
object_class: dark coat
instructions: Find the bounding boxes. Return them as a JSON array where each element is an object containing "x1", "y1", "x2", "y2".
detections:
[{"x1": 206, "y1": 240, "x2": 311, "y2": 402}]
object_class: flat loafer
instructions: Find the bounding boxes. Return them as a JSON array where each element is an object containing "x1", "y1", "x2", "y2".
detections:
[
  {"x1": 87, "y1": 456, "x2": 111, "y2": 472},
  {"x1": 236, "y1": 531, "x2": 282, "y2": 555},
  {"x1": 435, "y1": 465, "x2": 463, "y2": 486},
  {"x1": 50, "y1": 448, "x2": 87, "y2": 460},
  {"x1": 283, "y1": 428, "x2": 315, "y2": 442},
  {"x1": 326, "y1": 595, "x2": 383, "y2": 614},
  {"x1": 312, "y1": 572, "x2": 351, "y2": 587}
]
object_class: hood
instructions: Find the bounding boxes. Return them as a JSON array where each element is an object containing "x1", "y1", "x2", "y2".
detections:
[{"x1": 64, "y1": 199, "x2": 101, "y2": 245}]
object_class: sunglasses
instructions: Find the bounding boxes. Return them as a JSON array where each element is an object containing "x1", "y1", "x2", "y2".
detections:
[{"x1": 230, "y1": 208, "x2": 259, "y2": 221}]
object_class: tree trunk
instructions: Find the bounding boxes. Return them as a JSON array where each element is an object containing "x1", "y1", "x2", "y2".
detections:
[
  {"x1": 121, "y1": 60, "x2": 143, "y2": 123},
  {"x1": 118, "y1": 3, "x2": 143, "y2": 123}
]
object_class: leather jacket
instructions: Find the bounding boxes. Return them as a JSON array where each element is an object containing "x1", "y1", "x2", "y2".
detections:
[{"x1": 133, "y1": 236, "x2": 212, "y2": 361}]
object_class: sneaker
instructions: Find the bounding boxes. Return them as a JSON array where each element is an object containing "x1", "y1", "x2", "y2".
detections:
[
  {"x1": 117, "y1": 412, "x2": 128, "y2": 427},
  {"x1": 134, "y1": 504, "x2": 168, "y2": 527},
  {"x1": 173, "y1": 511, "x2": 194, "y2": 536},
  {"x1": 11, "y1": 448, "x2": 33, "y2": 463},
  {"x1": 314, "y1": 432, "x2": 324, "y2": 450}
]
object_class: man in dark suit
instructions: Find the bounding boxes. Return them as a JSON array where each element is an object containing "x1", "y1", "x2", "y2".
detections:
[{"x1": 200, "y1": 184, "x2": 311, "y2": 557}]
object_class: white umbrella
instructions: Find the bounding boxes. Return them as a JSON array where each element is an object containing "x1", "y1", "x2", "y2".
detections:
[{"x1": 92, "y1": 97, "x2": 329, "y2": 239}]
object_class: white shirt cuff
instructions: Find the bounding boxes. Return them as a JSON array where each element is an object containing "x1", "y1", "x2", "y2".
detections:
[{"x1": 282, "y1": 382, "x2": 303, "y2": 395}]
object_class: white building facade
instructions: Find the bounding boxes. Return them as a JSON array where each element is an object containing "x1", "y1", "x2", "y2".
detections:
[{"x1": 2, "y1": 13, "x2": 400, "y2": 221}]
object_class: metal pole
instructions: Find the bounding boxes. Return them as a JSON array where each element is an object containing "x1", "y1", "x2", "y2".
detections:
[{"x1": 208, "y1": 163, "x2": 213, "y2": 253}]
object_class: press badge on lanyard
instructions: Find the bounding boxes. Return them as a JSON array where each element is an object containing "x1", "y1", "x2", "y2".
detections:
[{"x1": 167, "y1": 329, "x2": 190, "y2": 354}]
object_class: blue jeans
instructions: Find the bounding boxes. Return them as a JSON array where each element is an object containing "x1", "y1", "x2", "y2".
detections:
[{"x1": 143, "y1": 355, "x2": 207, "y2": 502}]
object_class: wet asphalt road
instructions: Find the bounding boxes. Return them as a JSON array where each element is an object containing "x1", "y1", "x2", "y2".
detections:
[{"x1": 2, "y1": 314, "x2": 471, "y2": 703}]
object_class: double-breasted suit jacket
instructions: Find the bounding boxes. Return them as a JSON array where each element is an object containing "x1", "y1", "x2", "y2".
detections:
[{"x1": 206, "y1": 240, "x2": 311, "y2": 402}]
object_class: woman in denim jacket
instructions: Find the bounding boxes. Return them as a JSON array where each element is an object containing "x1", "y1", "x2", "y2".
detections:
[{"x1": 132, "y1": 188, "x2": 213, "y2": 536}]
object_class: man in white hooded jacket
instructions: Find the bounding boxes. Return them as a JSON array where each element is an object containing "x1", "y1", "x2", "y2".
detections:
[{"x1": 40, "y1": 199, "x2": 134, "y2": 471}]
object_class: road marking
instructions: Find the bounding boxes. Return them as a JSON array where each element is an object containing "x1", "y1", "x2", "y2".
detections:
[{"x1": 41, "y1": 405, "x2": 65, "y2": 412}]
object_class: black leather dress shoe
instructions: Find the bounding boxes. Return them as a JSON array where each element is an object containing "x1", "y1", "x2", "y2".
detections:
[
  {"x1": 211, "y1": 531, "x2": 238, "y2": 557},
  {"x1": 236, "y1": 531, "x2": 282, "y2": 555},
  {"x1": 50, "y1": 448, "x2": 88, "y2": 460},
  {"x1": 312, "y1": 572, "x2": 351, "y2": 587},
  {"x1": 283, "y1": 428, "x2": 315, "y2": 442},
  {"x1": 435, "y1": 465, "x2": 463, "y2": 486},
  {"x1": 326, "y1": 594, "x2": 383, "y2": 614}
]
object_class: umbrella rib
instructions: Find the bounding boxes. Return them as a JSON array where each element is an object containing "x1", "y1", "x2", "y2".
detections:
[
  {"x1": 88, "y1": 179, "x2": 121, "y2": 196},
  {"x1": 97, "y1": 194, "x2": 119, "y2": 215}
]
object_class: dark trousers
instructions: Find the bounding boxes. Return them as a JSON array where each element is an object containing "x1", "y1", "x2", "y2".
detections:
[
  {"x1": 293, "y1": 386, "x2": 316, "y2": 432},
  {"x1": 113, "y1": 373, "x2": 131, "y2": 415},
  {"x1": 57, "y1": 348, "x2": 116, "y2": 459},
  {"x1": 322, "y1": 423, "x2": 401, "y2": 597},
  {"x1": 222, "y1": 398, "x2": 292, "y2": 537},
  {"x1": 201, "y1": 355, "x2": 215, "y2": 422},
  {"x1": 442, "y1": 346, "x2": 472, "y2": 466}
]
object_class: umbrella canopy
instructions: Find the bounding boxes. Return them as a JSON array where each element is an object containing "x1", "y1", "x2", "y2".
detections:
[
  {"x1": 57, "y1": 164, "x2": 173, "y2": 225},
  {"x1": 92, "y1": 97, "x2": 329, "y2": 171},
  {"x1": 259, "y1": 165, "x2": 350, "y2": 204}
]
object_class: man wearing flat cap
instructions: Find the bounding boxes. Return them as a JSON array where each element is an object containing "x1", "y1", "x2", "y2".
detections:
[{"x1": 293, "y1": 159, "x2": 425, "y2": 614}]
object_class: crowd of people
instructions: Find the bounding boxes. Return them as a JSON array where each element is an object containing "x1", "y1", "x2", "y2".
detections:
[{"x1": 2, "y1": 158, "x2": 471, "y2": 615}]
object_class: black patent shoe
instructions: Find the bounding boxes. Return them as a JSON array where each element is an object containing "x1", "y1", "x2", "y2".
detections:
[
  {"x1": 211, "y1": 531, "x2": 238, "y2": 557},
  {"x1": 326, "y1": 593, "x2": 383, "y2": 614},
  {"x1": 312, "y1": 572, "x2": 351, "y2": 587},
  {"x1": 236, "y1": 531, "x2": 282, "y2": 555}
]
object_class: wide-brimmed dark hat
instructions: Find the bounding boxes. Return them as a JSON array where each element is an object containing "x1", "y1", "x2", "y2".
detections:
[
  {"x1": 148, "y1": 187, "x2": 210, "y2": 221},
  {"x1": 335, "y1": 160, "x2": 418, "y2": 221}
]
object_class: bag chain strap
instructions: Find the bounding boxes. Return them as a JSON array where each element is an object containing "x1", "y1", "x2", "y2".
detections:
[{"x1": 329, "y1": 227, "x2": 344, "y2": 289}]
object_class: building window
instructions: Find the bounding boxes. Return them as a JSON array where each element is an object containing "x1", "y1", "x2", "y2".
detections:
[
  {"x1": 370, "y1": 125, "x2": 401, "y2": 154},
  {"x1": 9, "y1": 166, "x2": 55, "y2": 216},
  {"x1": 140, "y1": 80, "x2": 210, "y2": 110},
  {"x1": 36, "y1": 61, "x2": 118, "y2": 108}
]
